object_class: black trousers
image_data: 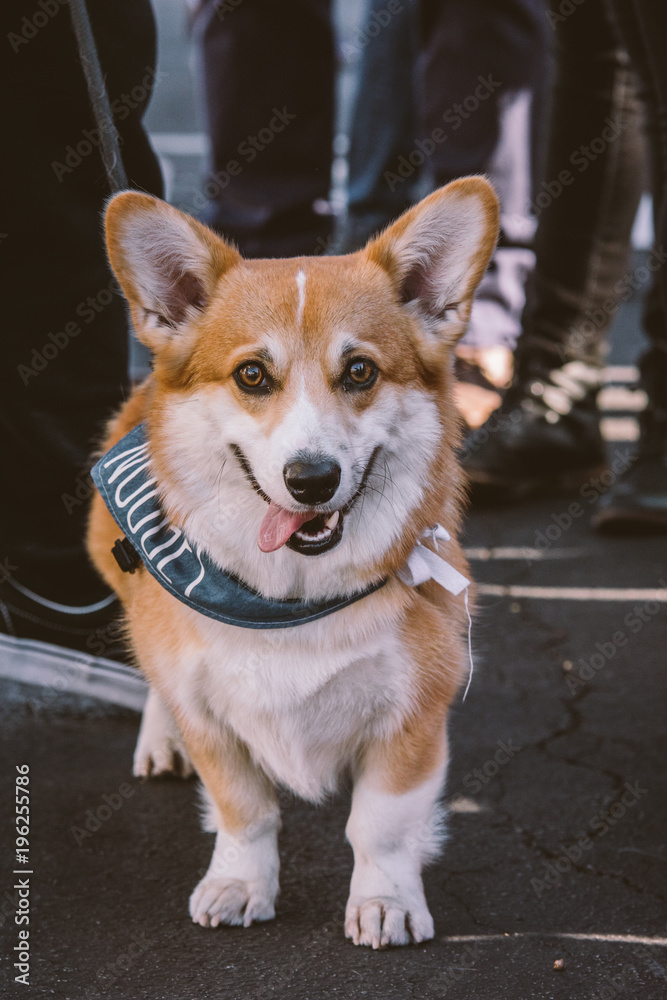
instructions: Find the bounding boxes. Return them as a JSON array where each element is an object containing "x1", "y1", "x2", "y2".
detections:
[
  {"x1": 517, "y1": 0, "x2": 667, "y2": 401},
  {"x1": 0, "y1": 0, "x2": 162, "y2": 603},
  {"x1": 193, "y1": 0, "x2": 335, "y2": 258},
  {"x1": 420, "y1": 0, "x2": 550, "y2": 189},
  {"x1": 618, "y1": 0, "x2": 667, "y2": 405}
]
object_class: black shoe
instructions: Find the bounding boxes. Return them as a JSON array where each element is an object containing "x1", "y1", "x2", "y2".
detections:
[
  {"x1": 593, "y1": 407, "x2": 667, "y2": 533},
  {"x1": 0, "y1": 573, "x2": 145, "y2": 709},
  {"x1": 462, "y1": 360, "x2": 607, "y2": 503}
]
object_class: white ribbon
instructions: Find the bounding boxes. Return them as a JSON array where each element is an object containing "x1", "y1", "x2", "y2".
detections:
[
  {"x1": 398, "y1": 524, "x2": 470, "y2": 595},
  {"x1": 398, "y1": 524, "x2": 475, "y2": 701}
]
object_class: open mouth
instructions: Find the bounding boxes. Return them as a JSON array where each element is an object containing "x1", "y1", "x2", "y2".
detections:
[
  {"x1": 230, "y1": 444, "x2": 378, "y2": 557},
  {"x1": 285, "y1": 509, "x2": 344, "y2": 555}
]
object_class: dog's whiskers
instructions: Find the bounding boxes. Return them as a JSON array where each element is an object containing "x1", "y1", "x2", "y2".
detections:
[{"x1": 214, "y1": 457, "x2": 228, "y2": 525}]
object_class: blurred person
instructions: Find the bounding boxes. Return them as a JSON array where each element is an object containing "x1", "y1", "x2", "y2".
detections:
[
  {"x1": 460, "y1": 3, "x2": 631, "y2": 506},
  {"x1": 463, "y1": 0, "x2": 667, "y2": 532},
  {"x1": 192, "y1": 0, "x2": 335, "y2": 258},
  {"x1": 0, "y1": 0, "x2": 163, "y2": 673},
  {"x1": 594, "y1": 1, "x2": 667, "y2": 529},
  {"x1": 338, "y1": 0, "x2": 551, "y2": 425}
]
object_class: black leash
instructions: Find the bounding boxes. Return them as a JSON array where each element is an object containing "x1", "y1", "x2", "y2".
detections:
[{"x1": 68, "y1": 0, "x2": 128, "y2": 192}]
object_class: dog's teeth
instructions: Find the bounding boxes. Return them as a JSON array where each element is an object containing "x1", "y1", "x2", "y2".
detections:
[
  {"x1": 296, "y1": 529, "x2": 330, "y2": 541},
  {"x1": 325, "y1": 511, "x2": 340, "y2": 530}
]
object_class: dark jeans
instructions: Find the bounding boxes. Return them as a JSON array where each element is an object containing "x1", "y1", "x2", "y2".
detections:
[
  {"x1": 194, "y1": 0, "x2": 335, "y2": 258},
  {"x1": 619, "y1": 0, "x2": 667, "y2": 405},
  {"x1": 420, "y1": 0, "x2": 550, "y2": 190},
  {"x1": 517, "y1": 0, "x2": 657, "y2": 379},
  {"x1": 0, "y1": 0, "x2": 162, "y2": 603},
  {"x1": 343, "y1": 0, "x2": 549, "y2": 249}
]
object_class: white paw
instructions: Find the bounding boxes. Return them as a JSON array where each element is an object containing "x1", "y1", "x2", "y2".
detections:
[
  {"x1": 344, "y1": 895, "x2": 434, "y2": 949},
  {"x1": 189, "y1": 876, "x2": 277, "y2": 928},
  {"x1": 133, "y1": 688, "x2": 194, "y2": 778},
  {"x1": 133, "y1": 733, "x2": 193, "y2": 778}
]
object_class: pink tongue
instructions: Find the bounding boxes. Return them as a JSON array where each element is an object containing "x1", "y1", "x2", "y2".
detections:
[{"x1": 258, "y1": 503, "x2": 315, "y2": 553}]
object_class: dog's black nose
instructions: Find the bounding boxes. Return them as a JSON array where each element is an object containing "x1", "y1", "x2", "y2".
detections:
[{"x1": 283, "y1": 457, "x2": 341, "y2": 505}]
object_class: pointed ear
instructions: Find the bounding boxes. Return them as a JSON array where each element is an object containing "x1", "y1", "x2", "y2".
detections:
[
  {"x1": 104, "y1": 191, "x2": 241, "y2": 352},
  {"x1": 365, "y1": 176, "x2": 499, "y2": 343}
]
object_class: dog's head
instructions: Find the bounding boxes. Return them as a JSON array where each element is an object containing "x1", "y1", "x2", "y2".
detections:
[{"x1": 105, "y1": 179, "x2": 498, "y2": 599}]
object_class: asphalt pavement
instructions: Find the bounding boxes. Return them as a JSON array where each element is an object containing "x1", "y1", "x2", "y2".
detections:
[{"x1": 2, "y1": 2, "x2": 666, "y2": 998}]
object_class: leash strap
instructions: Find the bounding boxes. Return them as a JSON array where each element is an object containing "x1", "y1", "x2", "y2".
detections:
[{"x1": 68, "y1": 0, "x2": 128, "y2": 192}]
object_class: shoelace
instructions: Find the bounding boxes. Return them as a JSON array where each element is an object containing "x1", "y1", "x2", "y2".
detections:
[{"x1": 514, "y1": 360, "x2": 602, "y2": 422}]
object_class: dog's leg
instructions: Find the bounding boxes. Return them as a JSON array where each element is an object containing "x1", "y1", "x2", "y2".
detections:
[
  {"x1": 182, "y1": 725, "x2": 281, "y2": 929},
  {"x1": 133, "y1": 685, "x2": 194, "y2": 778},
  {"x1": 344, "y1": 730, "x2": 448, "y2": 949}
]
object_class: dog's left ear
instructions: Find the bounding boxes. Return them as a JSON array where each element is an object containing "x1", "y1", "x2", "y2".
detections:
[
  {"x1": 365, "y1": 176, "x2": 499, "y2": 343},
  {"x1": 105, "y1": 192, "x2": 241, "y2": 352}
]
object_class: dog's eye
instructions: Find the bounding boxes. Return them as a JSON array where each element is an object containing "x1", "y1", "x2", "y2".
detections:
[
  {"x1": 344, "y1": 358, "x2": 378, "y2": 390},
  {"x1": 234, "y1": 362, "x2": 270, "y2": 393}
]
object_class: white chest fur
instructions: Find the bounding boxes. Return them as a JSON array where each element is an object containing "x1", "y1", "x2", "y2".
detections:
[{"x1": 151, "y1": 593, "x2": 414, "y2": 801}]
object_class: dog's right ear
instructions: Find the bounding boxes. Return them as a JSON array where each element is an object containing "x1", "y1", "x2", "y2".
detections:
[{"x1": 105, "y1": 192, "x2": 241, "y2": 352}]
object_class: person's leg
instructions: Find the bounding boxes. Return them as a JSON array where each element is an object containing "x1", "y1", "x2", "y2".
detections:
[
  {"x1": 463, "y1": 0, "x2": 646, "y2": 500},
  {"x1": 626, "y1": 1, "x2": 667, "y2": 390},
  {"x1": 595, "y1": 0, "x2": 667, "y2": 529},
  {"x1": 0, "y1": 0, "x2": 162, "y2": 650},
  {"x1": 421, "y1": 0, "x2": 548, "y2": 188},
  {"x1": 194, "y1": 0, "x2": 335, "y2": 258},
  {"x1": 338, "y1": 0, "x2": 420, "y2": 253},
  {"x1": 420, "y1": 0, "x2": 550, "y2": 428}
]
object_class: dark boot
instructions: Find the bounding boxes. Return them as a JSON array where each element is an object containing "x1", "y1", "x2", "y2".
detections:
[
  {"x1": 593, "y1": 404, "x2": 667, "y2": 532},
  {"x1": 462, "y1": 359, "x2": 607, "y2": 503}
]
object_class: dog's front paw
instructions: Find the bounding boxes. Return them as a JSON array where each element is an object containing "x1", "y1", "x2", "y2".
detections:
[
  {"x1": 133, "y1": 732, "x2": 194, "y2": 778},
  {"x1": 134, "y1": 688, "x2": 194, "y2": 778},
  {"x1": 189, "y1": 876, "x2": 277, "y2": 928},
  {"x1": 344, "y1": 895, "x2": 434, "y2": 949}
]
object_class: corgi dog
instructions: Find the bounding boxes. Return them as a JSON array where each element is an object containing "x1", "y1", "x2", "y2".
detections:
[{"x1": 87, "y1": 177, "x2": 498, "y2": 949}]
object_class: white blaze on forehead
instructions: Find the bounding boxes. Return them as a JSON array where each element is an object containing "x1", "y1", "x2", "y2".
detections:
[
  {"x1": 270, "y1": 380, "x2": 323, "y2": 457},
  {"x1": 296, "y1": 269, "x2": 307, "y2": 326}
]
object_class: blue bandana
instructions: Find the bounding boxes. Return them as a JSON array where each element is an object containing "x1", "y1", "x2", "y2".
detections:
[{"x1": 90, "y1": 424, "x2": 386, "y2": 629}]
